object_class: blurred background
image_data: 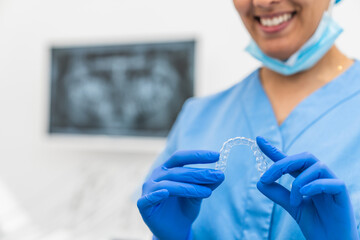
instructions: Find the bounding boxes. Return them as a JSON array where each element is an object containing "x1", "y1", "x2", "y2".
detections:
[{"x1": 0, "y1": 0, "x2": 359, "y2": 239}]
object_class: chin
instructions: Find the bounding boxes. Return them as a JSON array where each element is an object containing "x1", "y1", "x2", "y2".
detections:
[
  {"x1": 257, "y1": 38, "x2": 301, "y2": 61},
  {"x1": 261, "y1": 45, "x2": 296, "y2": 61}
]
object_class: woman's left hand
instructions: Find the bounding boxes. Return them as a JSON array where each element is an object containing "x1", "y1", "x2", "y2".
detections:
[{"x1": 256, "y1": 136, "x2": 359, "y2": 240}]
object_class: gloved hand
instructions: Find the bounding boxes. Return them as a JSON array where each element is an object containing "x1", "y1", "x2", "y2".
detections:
[
  {"x1": 256, "y1": 136, "x2": 359, "y2": 240},
  {"x1": 137, "y1": 150, "x2": 225, "y2": 240}
]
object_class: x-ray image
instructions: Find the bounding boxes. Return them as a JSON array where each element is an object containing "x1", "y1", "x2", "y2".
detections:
[{"x1": 49, "y1": 41, "x2": 195, "y2": 137}]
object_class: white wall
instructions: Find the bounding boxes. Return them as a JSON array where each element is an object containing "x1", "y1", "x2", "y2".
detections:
[{"x1": 0, "y1": 0, "x2": 359, "y2": 239}]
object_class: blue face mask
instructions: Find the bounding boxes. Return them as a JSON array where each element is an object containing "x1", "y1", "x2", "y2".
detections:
[{"x1": 245, "y1": 9, "x2": 343, "y2": 76}]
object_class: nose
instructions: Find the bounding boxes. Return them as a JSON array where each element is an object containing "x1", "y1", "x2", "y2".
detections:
[{"x1": 253, "y1": 0, "x2": 281, "y2": 8}]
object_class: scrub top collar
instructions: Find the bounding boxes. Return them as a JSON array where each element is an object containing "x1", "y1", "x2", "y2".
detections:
[
  {"x1": 279, "y1": 60, "x2": 360, "y2": 152},
  {"x1": 242, "y1": 60, "x2": 360, "y2": 153}
]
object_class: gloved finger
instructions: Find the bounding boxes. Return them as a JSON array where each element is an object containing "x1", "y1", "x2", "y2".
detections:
[
  {"x1": 137, "y1": 189, "x2": 170, "y2": 217},
  {"x1": 154, "y1": 167, "x2": 225, "y2": 185},
  {"x1": 150, "y1": 180, "x2": 212, "y2": 198},
  {"x1": 256, "y1": 136, "x2": 287, "y2": 162},
  {"x1": 260, "y1": 152, "x2": 318, "y2": 184},
  {"x1": 205, "y1": 176, "x2": 226, "y2": 191},
  {"x1": 257, "y1": 181, "x2": 296, "y2": 219},
  {"x1": 164, "y1": 150, "x2": 220, "y2": 169},
  {"x1": 290, "y1": 162, "x2": 336, "y2": 206},
  {"x1": 300, "y1": 178, "x2": 349, "y2": 203}
]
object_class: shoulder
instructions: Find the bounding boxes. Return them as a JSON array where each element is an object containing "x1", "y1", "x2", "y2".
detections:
[
  {"x1": 343, "y1": 59, "x2": 360, "y2": 82},
  {"x1": 347, "y1": 59, "x2": 360, "y2": 74},
  {"x1": 181, "y1": 70, "x2": 259, "y2": 120}
]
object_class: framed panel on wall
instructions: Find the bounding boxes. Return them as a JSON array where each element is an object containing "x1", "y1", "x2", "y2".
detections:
[{"x1": 49, "y1": 40, "x2": 195, "y2": 137}]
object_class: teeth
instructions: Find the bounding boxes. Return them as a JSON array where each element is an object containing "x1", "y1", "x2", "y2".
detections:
[{"x1": 260, "y1": 13, "x2": 292, "y2": 27}]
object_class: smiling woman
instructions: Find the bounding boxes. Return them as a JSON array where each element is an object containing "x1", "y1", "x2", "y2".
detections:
[
  {"x1": 234, "y1": 0, "x2": 331, "y2": 60},
  {"x1": 137, "y1": 0, "x2": 360, "y2": 239}
]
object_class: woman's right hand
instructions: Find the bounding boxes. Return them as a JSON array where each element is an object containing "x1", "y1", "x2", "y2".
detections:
[{"x1": 137, "y1": 150, "x2": 225, "y2": 240}]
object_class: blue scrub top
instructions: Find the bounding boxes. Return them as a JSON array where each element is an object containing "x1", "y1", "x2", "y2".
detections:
[{"x1": 151, "y1": 60, "x2": 360, "y2": 239}]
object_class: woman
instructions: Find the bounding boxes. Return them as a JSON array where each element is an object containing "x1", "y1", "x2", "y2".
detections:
[{"x1": 138, "y1": 0, "x2": 360, "y2": 239}]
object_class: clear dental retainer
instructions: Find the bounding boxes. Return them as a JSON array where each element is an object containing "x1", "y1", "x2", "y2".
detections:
[{"x1": 215, "y1": 137, "x2": 271, "y2": 174}]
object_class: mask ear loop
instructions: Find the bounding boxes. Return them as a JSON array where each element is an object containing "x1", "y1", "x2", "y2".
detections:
[{"x1": 327, "y1": 0, "x2": 336, "y2": 16}]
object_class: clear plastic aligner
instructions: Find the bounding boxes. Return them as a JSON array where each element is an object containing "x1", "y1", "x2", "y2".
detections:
[{"x1": 215, "y1": 137, "x2": 271, "y2": 174}]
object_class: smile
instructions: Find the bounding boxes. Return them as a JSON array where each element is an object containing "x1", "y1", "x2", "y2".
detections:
[
  {"x1": 260, "y1": 13, "x2": 294, "y2": 27},
  {"x1": 255, "y1": 12, "x2": 296, "y2": 33}
]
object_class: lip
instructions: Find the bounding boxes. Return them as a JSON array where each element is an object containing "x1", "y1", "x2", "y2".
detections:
[
  {"x1": 255, "y1": 11, "x2": 294, "y2": 19},
  {"x1": 255, "y1": 12, "x2": 296, "y2": 34}
]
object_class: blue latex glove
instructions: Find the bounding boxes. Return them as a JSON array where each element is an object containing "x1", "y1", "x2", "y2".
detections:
[
  {"x1": 137, "y1": 150, "x2": 225, "y2": 240},
  {"x1": 256, "y1": 136, "x2": 359, "y2": 240}
]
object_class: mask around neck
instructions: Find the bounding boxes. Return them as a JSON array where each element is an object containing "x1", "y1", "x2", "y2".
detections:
[{"x1": 245, "y1": 6, "x2": 343, "y2": 76}]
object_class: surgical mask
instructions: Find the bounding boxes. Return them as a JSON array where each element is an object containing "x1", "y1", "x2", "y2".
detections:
[{"x1": 245, "y1": 0, "x2": 343, "y2": 76}]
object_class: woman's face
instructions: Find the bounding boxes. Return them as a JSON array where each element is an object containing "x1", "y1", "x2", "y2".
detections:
[{"x1": 233, "y1": 0, "x2": 331, "y2": 60}]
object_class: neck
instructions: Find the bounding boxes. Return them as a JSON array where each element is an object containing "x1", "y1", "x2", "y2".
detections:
[
  {"x1": 260, "y1": 46, "x2": 354, "y2": 86},
  {"x1": 259, "y1": 46, "x2": 354, "y2": 125}
]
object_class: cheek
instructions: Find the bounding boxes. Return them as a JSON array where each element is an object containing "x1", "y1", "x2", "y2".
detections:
[
  {"x1": 233, "y1": 0, "x2": 251, "y2": 16},
  {"x1": 296, "y1": 2, "x2": 328, "y2": 42},
  {"x1": 233, "y1": 0, "x2": 253, "y2": 31}
]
